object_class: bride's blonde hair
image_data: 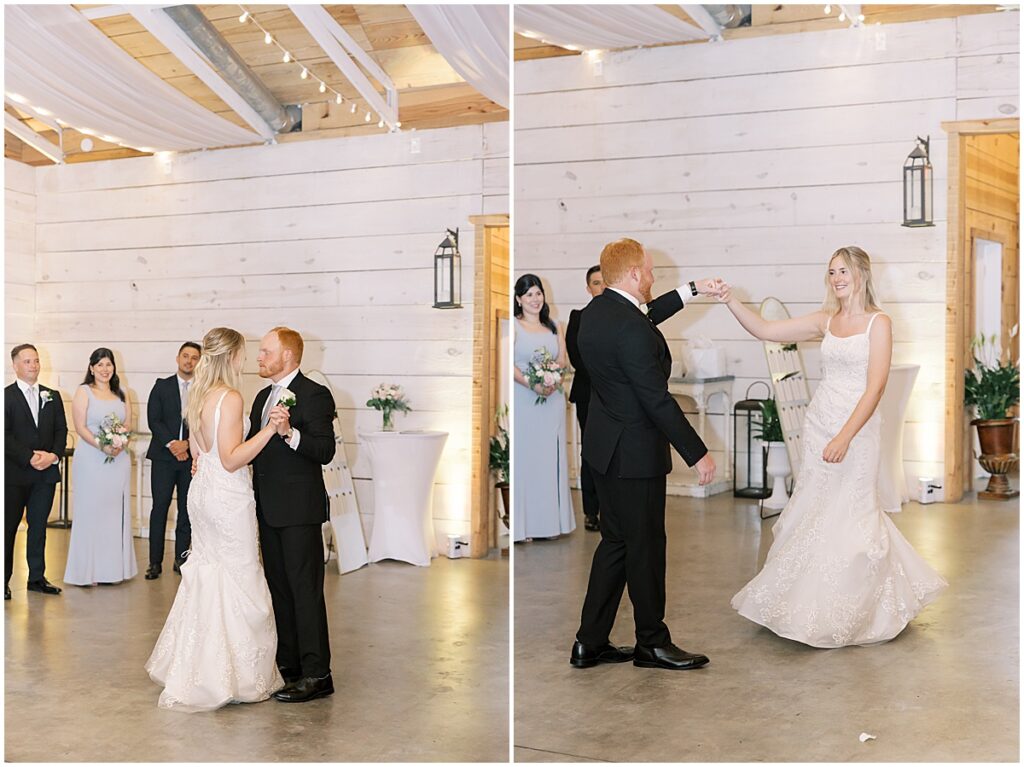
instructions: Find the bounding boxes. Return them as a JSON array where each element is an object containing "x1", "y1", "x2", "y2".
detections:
[
  {"x1": 821, "y1": 246, "x2": 882, "y2": 315},
  {"x1": 185, "y1": 327, "x2": 245, "y2": 432}
]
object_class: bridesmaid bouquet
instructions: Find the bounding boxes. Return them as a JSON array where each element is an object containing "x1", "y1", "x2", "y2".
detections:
[
  {"x1": 525, "y1": 347, "x2": 566, "y2": 405},
  {"x1": 96, "y1": 413, "x2": 132, "y2": 464},
  {"x1": 367, "y1": 383, "x2": 411, "y2": 432}
]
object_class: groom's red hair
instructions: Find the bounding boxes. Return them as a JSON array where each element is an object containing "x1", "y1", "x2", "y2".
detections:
[
  {"x1": 599, "y1": 238, "x2": 645, "y2": 286},
  {"x1": 271, "y1": 326, "x2": 304, "y2": 364}
]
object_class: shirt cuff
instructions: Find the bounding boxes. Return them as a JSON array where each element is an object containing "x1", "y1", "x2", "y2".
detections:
[
  {"x1": 287, "y1": 428, "x2": 301, "y2": 450},
  {"x1": 675, "y1": 285, "x2": 689, "y2": 305}
]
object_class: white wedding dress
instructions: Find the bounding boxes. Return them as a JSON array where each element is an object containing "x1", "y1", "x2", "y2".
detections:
[
  {"x1": 732, "y1": 313, "x2": 948, "y2": 648},
  {"x1": 146, "y1": 391, "x2": 284, "y2": 711}
]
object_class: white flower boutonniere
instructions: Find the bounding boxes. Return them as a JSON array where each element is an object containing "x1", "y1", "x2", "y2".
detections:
[
  {"x1": 277, "y1": 389, "x2": 297, "y2": 409},
  {"x1": 39, "y1": 390, "x2": 53, "y2": 409}
]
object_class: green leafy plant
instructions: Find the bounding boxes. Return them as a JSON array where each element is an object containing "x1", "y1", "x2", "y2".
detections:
[
  {"x1": 752, "y1": 398, "x2": 784, "y2": 443},
  {"x1": 964, "y1": 333, "x2": 1020, "y2": 420},
  {"x1": 489, "y1": 404, "x2": 509, "y2": 485}
]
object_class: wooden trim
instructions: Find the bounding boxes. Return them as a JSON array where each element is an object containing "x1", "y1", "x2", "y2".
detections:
[{"x1": 941, "y1": 118, "x2": 1021, "y2": 136}]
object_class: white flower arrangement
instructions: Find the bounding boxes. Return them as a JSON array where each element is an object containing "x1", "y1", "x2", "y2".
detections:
[
  {"x1": 366, "y1": 383, "x2": 411, "y2": 431},
  {"x1": 277, "y1": 388, "x2": 297, "y2": 408}
]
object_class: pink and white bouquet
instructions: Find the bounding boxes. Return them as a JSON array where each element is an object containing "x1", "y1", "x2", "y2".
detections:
[
  {"x1": 525, "y1": 347, "x2": 566, "y2": 405},
  {"x1": 96, "y1": 413, "x2": 132, "y2": 464},
  {"x1": 367, "y1": 383, "x2": 411, "y2": 431}
]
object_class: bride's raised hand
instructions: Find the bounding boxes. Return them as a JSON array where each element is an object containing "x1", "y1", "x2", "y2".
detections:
[{"x1": 714, "y1": 280, "x2": 732, "y2": 303}]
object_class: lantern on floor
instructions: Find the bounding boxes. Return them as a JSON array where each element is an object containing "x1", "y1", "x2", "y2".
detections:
[
  {"x1": 902, "y1": 135, "x2": 934, "y2": 227},
  {"x1": 433, "y1": 227, "x2": 462, "y2": 309},
  {"x1": 734, "y1": 382, "x2": 771, "y2": 499}
]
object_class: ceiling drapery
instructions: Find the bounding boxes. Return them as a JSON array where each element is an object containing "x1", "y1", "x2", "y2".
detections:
[
  {"x1": 409, "y1": 5, "x2": 510, "y2": 109},
  {"x1": 514, "y1": 5, "x2": 707, "y2": 51},
  {"x1": 5, "y1": 5, "x2": 259, "y2": 152}
]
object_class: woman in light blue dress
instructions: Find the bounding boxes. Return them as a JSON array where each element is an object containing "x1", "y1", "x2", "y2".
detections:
[
  {"x1": 64, "y1": 348, "x2": 137, "y2": 585},
  {"x1": 513, "y1": 274, "x2": 575, "y2": 542}
]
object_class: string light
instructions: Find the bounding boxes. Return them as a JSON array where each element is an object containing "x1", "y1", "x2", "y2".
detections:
[
  {"x1": 824, "y1": 4, "x2": 831, "y2": 13},
  {"x1": 335, "y1": 93, "x2": 343, "y2": 105},
  {"x1": 365, "y1": 111, "x2": 372, "y2": 122},
  {"x1": 264, "y1": 31, "x2": 272, "y2": 44},
  {"x1": 858, "y1": 13, "x2": 866, "y2": 21},
  {"x1": 377, "y1": 118, "x2": 385, "y2": 128},
  {"x1": 282, "y1": 51, "x2": 291, "y2": 63},
  {"x1": 300, "y1": 67, "x2": 308, "y2": 79},
  {"x1": 350, "y1": 103, "x2": 357, "y2": 114},
  {"x1": 239, "y1": 10, "x2": 249, "y2": 23},
  {"x1": 838, "y1": 10, "x2": 846, "y2": 21},
  {"x1": 319, "y1": 81, "x2": 327, "y2": 94}
]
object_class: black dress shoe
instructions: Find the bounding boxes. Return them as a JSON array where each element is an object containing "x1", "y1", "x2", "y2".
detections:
[
  {"x1": 584, "y1": 516, "x2": 600, "y2": 532},
  {"x1": 27, "y1": 578, "x2": 62, "y2": 596},
  {"x1": 273, "y1": 674, "x2": 334, "y2": 703},
  {"x1": 570, "y1": 640, "x2": 635, "y2": 668},
  {"x1": 633, "y1": 642, "x2": 709, "y2": 670},
  {"x1": 145, "y1": 564, "x2": 162, "y2": 580},
  {"x1": 278, "y1": 667, "x2": 302, "y2": 685},
  {"x1": 4, "y1": 585, "x2": 10, "y2": 600}
]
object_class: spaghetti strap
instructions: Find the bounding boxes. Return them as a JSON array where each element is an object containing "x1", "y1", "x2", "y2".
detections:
[
  {"x1": 825, "y1": 314, "x2": 833, "y2": 333},
  {"x1": 865, "y1": 312, "x2": 884, "y2": 334}
]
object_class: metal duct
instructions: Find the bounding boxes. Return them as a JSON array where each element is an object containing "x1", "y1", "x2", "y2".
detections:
[
  {"x1": 163, "y1": 5, "x2": 299, "y2": 134},
  {"x1": 700, "y1": 5, "x2": 752, "y2": 28}
]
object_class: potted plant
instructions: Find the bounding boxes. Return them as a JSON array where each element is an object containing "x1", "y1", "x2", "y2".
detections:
[
  {"x1": 964, "y1": 332, "x2": 1020, "y2": 499},
  {"x1": 753, "y1": 398, "x2": 790, "y2": 511},
  {"x1": 489, "y1": 404, "x2": 510, "y2": 529}
]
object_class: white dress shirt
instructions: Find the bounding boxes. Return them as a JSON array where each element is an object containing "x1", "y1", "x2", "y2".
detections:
[
  {"x1": 264, "y1": 368, "x2": 301, "y2": 450},
  {"x1": 16, "y1": 377, "x2": 58, "y2": 465}
]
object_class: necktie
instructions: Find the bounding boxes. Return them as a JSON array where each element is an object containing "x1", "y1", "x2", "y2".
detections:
[
  {"x1": 180, "y1": 380, "x2": 190, "y2": 439},
  {"x1": 27, "y1": 385, "x2": 38, "y2": 426},
  {"x1": 261, "y1": 385, "x2": 280, "y2": 428}
]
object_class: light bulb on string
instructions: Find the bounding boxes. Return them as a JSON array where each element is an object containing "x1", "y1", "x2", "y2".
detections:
[
  {"x1": 365, "y1": 111, "x2": 372, "y2": 122},
  {"x1": 838, "y1": 11, "x2": 846, "y2": 21},
  {"x1": 824, "y1": 4, "x2": 831, "y2": 13},
  {"x1": 300, "y1": 68, "x2": 308, "y2": 80},
  {"x1": 335, "y1": 93, "x2": 343, "y2": 105},
  {"x1": 395, "y1": 121, "x2": 402, "y2": 128},
  {"x1": 350, "y1": 102, "x2": 357, "y2": 114},
  {"x1": 858, "y1": 13, "x2": 865, "y2": 21},
  {"x1": 318, "y1": 81, "x2": 326, "y2": 94},
  {"x1": 377, "y1": 118, "x2": 385, "y2": 128},
  {"x1": 264, "y1": 31, "x2": 272, "y2": 44},
  {"x1": 239, "y1": 10, "x2": 249, "y2": 23},
  {"x1": 282, "y1": 51, "x2": 291, "y2": 63}
]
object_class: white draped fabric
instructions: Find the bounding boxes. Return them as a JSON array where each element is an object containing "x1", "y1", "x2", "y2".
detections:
[
  {"x1": 408, "y1": 5, "x2": 509, "y2": 108},
  {"x1": 4, "y1": 5, "x2": 259, "y2": 152},
  {"x1": 514, "y1": 5, "x2": 708, "y2": 51}
]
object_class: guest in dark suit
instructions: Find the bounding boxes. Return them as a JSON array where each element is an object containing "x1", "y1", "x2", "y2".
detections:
[
  {"x1": 571, "y1": 238, "x2": 720, "y2": 672},
  {"x1": 4, "y1": 344, "x2": 68, "y2": 600},
  {"x1": 144, "y1": 342, "x2": 201, "y2": 580},
  {"x1": 248, "y1": 327, "x2": 337, "y2": 703},
  {"x1": 567, "y1": 264, "x2": 719, "y2": 532}
]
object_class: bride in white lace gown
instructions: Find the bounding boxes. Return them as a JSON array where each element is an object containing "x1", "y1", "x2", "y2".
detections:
[
  {"x1": 146, "y1": 327, "x2": 287, "y2": 711},
  {"x1": 720, "y1": 247, "x2": 947, "y2": 648}
]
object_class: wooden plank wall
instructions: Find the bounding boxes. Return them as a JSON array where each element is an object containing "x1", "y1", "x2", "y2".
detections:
[
  {"x1": 514, "y1": 13, "x2": 1018, "y2": 492},
  {"x1": 9, "y1": 121, "x2": 509, "y2": 546},
  {"x1": 5, "y1": 159, "x2": 36, "y2": 349}
]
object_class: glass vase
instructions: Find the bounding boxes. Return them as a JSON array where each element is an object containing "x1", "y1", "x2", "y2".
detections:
[{"x1": 382, "y1": 409, "x2": 394, "y2": 432}]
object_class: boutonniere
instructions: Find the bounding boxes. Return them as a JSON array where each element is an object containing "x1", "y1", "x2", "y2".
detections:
[
  {"x1": 277, "y1": 389, "x2": 297, "y2": 409},
  {"x1": 39, "y1": 390, "x2": 53, "y2": 408}
]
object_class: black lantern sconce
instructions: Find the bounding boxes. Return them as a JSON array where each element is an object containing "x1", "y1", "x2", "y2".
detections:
[
  {"x1": 433, "y1": 227, "x2": 462, "y2": 309},
  {"x1": 902, "y1": 135, "x2": 934, "y2": 228},
  {"x1": 733, "y1": 382, "x2": 772, "y2": 499}
]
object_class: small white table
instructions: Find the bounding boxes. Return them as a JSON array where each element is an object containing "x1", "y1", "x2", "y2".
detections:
[
  {"x1": 667, "y1": 375, "x2": 734, "y2": 497},
  {"x1": 362, "y1": 430, "x2": 448, "y2": 567}
]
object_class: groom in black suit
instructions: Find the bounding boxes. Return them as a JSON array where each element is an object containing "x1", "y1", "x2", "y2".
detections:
[
  {"x1": 248, "y1": 327, "x2": 337, "y2": 702},
  {"x1": 5, "y1": 344, "x2": 68, "y2": 600},
  {"x1": 571, "y1": 239, "x2": 717, "y2": 671},
  {"x1": 144, "y1": 342, "x2": 201, "y2": 580}
]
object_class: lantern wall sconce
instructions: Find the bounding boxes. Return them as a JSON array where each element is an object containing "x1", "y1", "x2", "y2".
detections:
[
  {"x1": 433, "y1": 227, "x2": 462, "y2": 309},
  {"x1": 902, "y1": 135, "x2": 935, "y2": 227}
]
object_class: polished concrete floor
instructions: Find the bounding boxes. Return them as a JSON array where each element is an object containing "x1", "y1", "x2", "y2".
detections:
[
  {"x1": 514, "y1": 491, "x2": 1019, "y2": 762},
  {"x1": 6, "y1": 530, "x2": 508, "y2": 762}
]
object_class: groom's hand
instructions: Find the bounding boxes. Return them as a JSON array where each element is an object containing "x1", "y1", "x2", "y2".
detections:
[
  {"x1": 694, "y1": 453, "x2": 716, "y2": 485},
  {"x1": 269, "y1": 406, "x2": 291, "y2": 436},
  {"x1": 694, "y1": 278, "x2": 724, "y2": 297}
]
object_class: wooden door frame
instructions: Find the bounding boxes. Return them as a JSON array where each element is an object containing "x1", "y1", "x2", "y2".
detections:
[
  {"x1": 940, "y1": 117, "x2": 1019, "y2": 501},
  {"x1": 469, "y1": 214, "x2": 510, "y2": 558}
]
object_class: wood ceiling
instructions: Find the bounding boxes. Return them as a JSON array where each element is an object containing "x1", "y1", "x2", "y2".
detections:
[
  {"x1": 5, "y1": 4, "x2": 508, "y2": 165},
  {"x1": 514, "y1": 4, "x2": 1007, "y2": 60}
]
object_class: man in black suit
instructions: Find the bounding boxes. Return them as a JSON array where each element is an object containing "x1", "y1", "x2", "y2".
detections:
[
  {"x1": 567, "y1": 265, "x2": 698, "y2": 532},
  {"x1": 5, "y1": 344, "x2": 68, "y2": 600},
  {"x1": 144, "y1": 342, "x2": 201, "y2": 580},
  {"x1": 571, "y1": 238, "x2": 719, "y2": 671},
  {"x1": 248, "y1": 327, "x2": 337, "y2": 703}
]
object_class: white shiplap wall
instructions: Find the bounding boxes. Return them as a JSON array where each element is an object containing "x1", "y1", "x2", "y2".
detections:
[
  {"x1": 11, "y1": 121, "x2": 508, "y2": 545},
  {"x1": 5, "y1": 159, "x2": 36, "y2": 349},
  {"x1": 514, "y1": 13, "x2": 1018, "y2": 491}
]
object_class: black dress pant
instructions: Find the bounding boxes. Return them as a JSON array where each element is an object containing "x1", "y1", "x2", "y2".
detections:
[
  {"x1": 258, "y1": 518, "x2": 331, "y2": 678},
  {"x1": 575, "y1": 400, "x2": 600, "y2": 520},
  {"x1": 576, "y1": 451, "x2": 671, "y2": 648},
  {"x1": 148, "y1": 459, "x2": 192, "y2": 565},
  {"x1": 5, "y1": 481, "x2": 57, "y2": 586}
]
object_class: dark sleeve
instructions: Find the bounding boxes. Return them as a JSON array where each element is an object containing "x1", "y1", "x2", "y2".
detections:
[
  {"x1": 566, "y1": 310, "x2": 583, "y2": 371},
  {"x1": 295, "y1": 385, "x2": 337, "y2": 466},
  {"x1": 247, "y1": 394, "x2": 261, "y2": 442},
  {"x1": 147, "y1": 380, "x2": 176, "y2": 449},
  {"x1": 5, "y1": 392, "x2": 34, "y2": 468},
  {"x1": 617, "y1": 327, "x2": 708, "y2": 467},
  {"x1": 645, "y1": 289, "x2": 685, "y2": 326},
  {"x1": 51, "y1": 390, "x2": 68, "y2": 460}
]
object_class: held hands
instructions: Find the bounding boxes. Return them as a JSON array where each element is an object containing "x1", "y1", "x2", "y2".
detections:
[
  {"x1": 29, "y1": 450, "x2": 56, "y2": 471},
  {"x1": 169, "y1": 439, "x2": 190, "y2": 462},
  {"x1": 694, "y1": 278, "x2": 732, "y2": 303},
  {"x1": 268, "y1": 405, "x2": 291, "y2": 436},
  {"x1": 102, "y1": 444, "x2": 123, "y2": 459},
  {"x1": 694, "y1": 453, "x2": 716, "y2": 486},
  {"x1": 532, "y1": 382, "x2": 557, "y2": 398},
  {"x1": 822, "y1": 435, "x2": 851, "y2": 464}
]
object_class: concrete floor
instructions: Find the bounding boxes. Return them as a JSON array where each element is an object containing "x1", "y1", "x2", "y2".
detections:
[
  {"x1": 514, "y1": 491, "x2": 1019, "y2": 762},
  {"x1": 6, "y1": 530, "x2": 509, "y2": 762}
]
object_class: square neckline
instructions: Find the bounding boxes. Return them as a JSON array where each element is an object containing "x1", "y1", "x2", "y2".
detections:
[{"x1": 826, "y1": 312, "x2": 883, "y2": 339}]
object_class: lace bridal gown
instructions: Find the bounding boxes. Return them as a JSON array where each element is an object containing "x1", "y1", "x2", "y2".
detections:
[
  {"x1": 732, "y1": 313, "x2": 948, "y2": 648},
  {"x1": 146, "y1": 391, "x2": 284, "y2": 711}
]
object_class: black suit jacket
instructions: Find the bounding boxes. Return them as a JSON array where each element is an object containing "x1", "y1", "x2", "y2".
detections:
[
  {"x1": 567, "y1": 289, "x2": 686, "y2": 406},
  {"x1": 247, "y1": 371, "x2": 337, "y2": 528},
  {"x1": 578, "y1": 290, "x2": 707, "y2": 478},
  {"x1": 146, "y1": 375, "x2": 191, "y2": 462},
  {"x1": 5, "y1": 382, "x2": 68, "y2": 486}
]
